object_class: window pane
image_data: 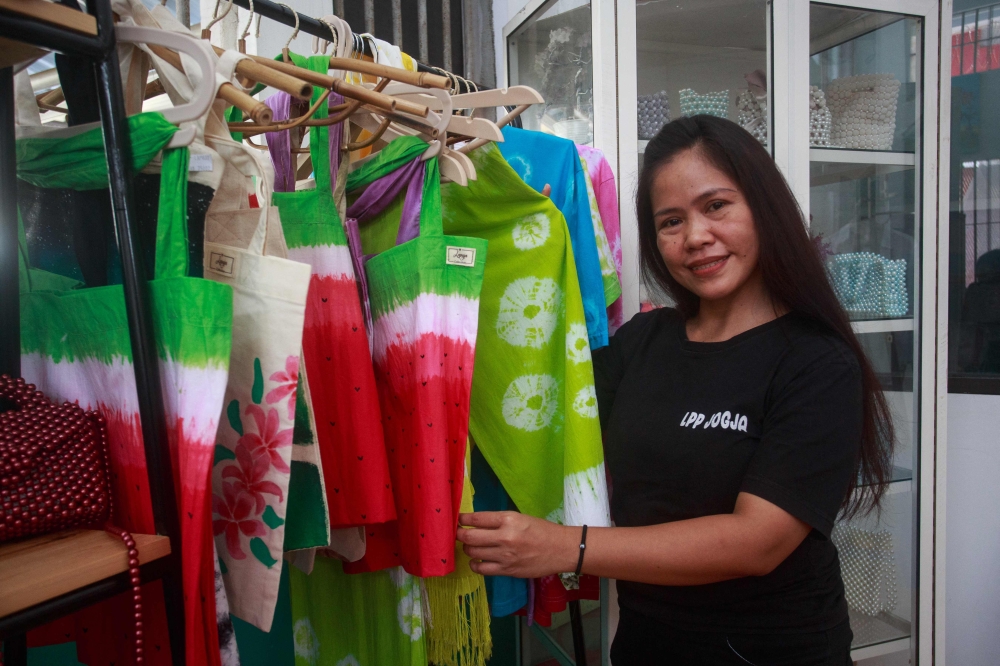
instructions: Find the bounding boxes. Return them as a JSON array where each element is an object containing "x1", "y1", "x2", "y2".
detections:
[
  {"x1": 507, "y1": 0, "x2": 594, "y2": 144},
  {"x1": 950, "y1": 5, "x2": 1000, "y2": 392}
]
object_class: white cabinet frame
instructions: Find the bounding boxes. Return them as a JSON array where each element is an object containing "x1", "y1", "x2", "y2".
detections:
[{"x1": 502, "y1": 0, "x2": 949, "y2": 662}]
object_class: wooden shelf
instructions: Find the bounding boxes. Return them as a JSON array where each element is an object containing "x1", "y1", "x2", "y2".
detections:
[
  {"x1": 0, "y1": 529, "x2": 171, "y2": 618},
  {"x1": 0, "y1": 0, "x2": 97, "y2": 36}
]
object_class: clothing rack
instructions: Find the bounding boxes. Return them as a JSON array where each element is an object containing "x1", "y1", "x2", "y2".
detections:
[
  {"x1": 0, "y1": 1, "x2": 186, "y2": 665},
  {"x1": 226, "y1": 0, "x2": 523, "y2": 117}
]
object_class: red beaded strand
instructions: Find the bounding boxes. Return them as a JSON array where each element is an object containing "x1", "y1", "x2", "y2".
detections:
[{"x1": 0, "y1": 375, "x2": 143, "y2": 665}]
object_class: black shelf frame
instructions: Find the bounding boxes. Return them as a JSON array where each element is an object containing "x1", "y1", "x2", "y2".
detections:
[{"x1": 0, "y1": 0, "x2": 186, "y2": 664}]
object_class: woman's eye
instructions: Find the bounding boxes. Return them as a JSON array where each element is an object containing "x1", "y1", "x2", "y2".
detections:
[
  {"x1": 708, "y1": 201, "x2": 726, "y2": 212},
  {"x1": 659, "y1": 218, "x2": 681, "y2": 230}
]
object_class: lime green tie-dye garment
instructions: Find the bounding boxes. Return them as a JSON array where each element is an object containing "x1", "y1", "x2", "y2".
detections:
[
  {"x1": 288, "y1": 559, "x2": 427, "y2": 666},
  {"x1": 440, "y1": 145, "x2": 610, "y2": 528}
]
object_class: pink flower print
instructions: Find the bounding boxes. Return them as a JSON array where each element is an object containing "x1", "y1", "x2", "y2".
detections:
[
  {"x1": 243, "y1": 404, "x2": 294, "y2": 474},
  {"x1": 212, "y1": 482, "x2": 267, "y2": 560},
  {"x1": 266, "y1": 355, "x2": 299, "y2": 420},
  {"x1": 222, "y1": 442, "x2": 284, "y2": 514}
]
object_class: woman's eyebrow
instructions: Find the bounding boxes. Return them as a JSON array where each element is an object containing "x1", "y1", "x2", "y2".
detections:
[{"x1": 653, "y1": 188, "x2": 739, "y2": 218}]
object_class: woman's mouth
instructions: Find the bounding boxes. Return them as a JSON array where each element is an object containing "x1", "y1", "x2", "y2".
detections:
[{"x1": 689, "y1": 256, "x2": 729, "y2": 275}]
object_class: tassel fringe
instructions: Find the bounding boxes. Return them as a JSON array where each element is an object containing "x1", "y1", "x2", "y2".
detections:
[{"x1": 425, "y1": 574, "x2": 493, "y2": 666}]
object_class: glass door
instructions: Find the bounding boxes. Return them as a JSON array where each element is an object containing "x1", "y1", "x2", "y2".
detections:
[
  {"x1": 625, "y1": 0, "x2": 771, "y2": 308},
  {"x1": 808, "y1": 4, "x2": 922, "y2": 662}
]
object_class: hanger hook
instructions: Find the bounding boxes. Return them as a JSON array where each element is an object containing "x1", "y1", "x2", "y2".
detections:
[
  {"x1": 239, "y1": 0, "x2": 255, "y2": 41},
  {"x1": 317, "y1": 17, "x2": 338, "y2": 55},
  {"x1": 203, "y1": 0, "x2": 235, "y2": 35},
  {"x1": 278, "y1": 2, "x2": 300, "y2": 56}
]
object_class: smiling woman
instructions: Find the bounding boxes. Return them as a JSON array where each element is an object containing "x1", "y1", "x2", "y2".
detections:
[{"x1": 457, "y1": 116, "x2": 897, "y2": 665}]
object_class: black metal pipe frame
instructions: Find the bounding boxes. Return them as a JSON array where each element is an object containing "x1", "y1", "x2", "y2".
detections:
[
  {"x1": 0, "y1": 64, "x2": 26, "y2": 666},
  {"x1": 0, "y1": 10, "x2": 109, "y2": 58},
  {"x1": 0, "y1": 67, "x2": 19, "y2": 381}
]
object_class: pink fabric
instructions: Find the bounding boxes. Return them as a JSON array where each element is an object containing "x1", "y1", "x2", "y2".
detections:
[{"x1": 577, "y1": 145, "x2": 624, "y2": 334}]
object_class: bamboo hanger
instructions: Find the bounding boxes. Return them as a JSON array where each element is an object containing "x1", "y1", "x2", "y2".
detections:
[
  {"x1": 239, "y1": 55, "x2": 429, "y2": 117},
  {"x1": 201, "y1": 0, "x2": 234, "y2": 39},
  {"x1": 327, "y1": 57, "x2": 450, "y2": 90},
  {"x1": 237, "y1": 0, "x2": 258, "y2": 54},
  {"x1": 277, "y1": 2, "x2": 299, "y2": 63}
]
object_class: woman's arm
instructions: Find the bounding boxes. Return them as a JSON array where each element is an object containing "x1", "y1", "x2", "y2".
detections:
[{"x1": 457, "y1": 492, "x2": 811, "y2": 585}]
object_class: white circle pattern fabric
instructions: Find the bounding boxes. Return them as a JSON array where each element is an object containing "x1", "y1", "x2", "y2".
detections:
[
  {"x1": 502, "y1": 374, "x2": 560, "y2": 432},
  {"x1": 496, "y1": 277, "x2": 562, "y2": 349}
]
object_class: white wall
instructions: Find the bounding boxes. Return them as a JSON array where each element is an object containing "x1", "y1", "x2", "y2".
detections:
[{"x1": 947, "y1": 393, "x2": 1000, "y2": 665}]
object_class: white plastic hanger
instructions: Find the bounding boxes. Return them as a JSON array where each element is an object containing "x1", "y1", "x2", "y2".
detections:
[
  {"x1": 447, "y1": 85, "x2": 544, "y2": 110},
  {"x1": 349, "y1": 111, "x2": 469, "y2": 185},
  {"x1": 116, "y1": 24, "x2": 217, "y2": 147},
  {"x1": 27, "y1": 26, "x2": 217, "y2": 146}
]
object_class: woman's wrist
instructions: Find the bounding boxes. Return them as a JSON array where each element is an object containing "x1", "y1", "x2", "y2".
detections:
[{"x1": 557, "y1": 524, "x2": 586, "y2": 574}]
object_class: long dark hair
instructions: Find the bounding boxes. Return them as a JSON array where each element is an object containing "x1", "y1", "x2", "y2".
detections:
[{"x1": 637, "y1": 115, "x2": 893, "y2": 518}]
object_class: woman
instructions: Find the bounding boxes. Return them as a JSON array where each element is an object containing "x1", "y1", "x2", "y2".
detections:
[{"x1": 457, "y1": 116, "x2": 894, "y2": 665}]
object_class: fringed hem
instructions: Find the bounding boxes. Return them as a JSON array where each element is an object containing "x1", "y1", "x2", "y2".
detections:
[{"x1": 425, "y1": 575, "x2": 493, "y2": 666}]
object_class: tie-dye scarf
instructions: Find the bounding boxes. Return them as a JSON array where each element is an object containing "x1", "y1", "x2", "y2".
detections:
[{"x1": 440, "y1": 144, "x2": 611, "y2": 530}]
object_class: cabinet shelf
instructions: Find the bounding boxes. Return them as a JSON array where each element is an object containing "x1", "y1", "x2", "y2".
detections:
[
  {"x1": 0, "y1": 529, "x2": 171, "y2": 619},
  {"x1": 851, "y1": 318, "x2": 914, "y2": 335},
  {"x1": 848, "y1": 609, "x2": 911, "y2": 655},
  {"x1": 811, "y1": 148, "x2": 915, "y2": 166}
]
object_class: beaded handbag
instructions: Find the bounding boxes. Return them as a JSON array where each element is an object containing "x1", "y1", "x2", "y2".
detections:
[
  {"x1": 832, "y1": 524, "x2": 898, "y2": 617},
  {"x1": 825, "y1": 73, "x2": 901, "y2": 150},
  {"x1": 638, "y1": 91, "x2": 671, "y2": 139},
  {"x1": 736, "y1": 89, "x2": 767, "y2": 144},
  {"x1": 809, "y1": 85, "x2": 833, "y2": 147},
  {"x1": 827, "y1": 252, "x2": 908, "y2": 319},
  {"x1": 0, "y1": 375, "x2": 145, "y2": 663},
  {"x1": 678, "y1": 88, "x2": 729, "y2": 118}
]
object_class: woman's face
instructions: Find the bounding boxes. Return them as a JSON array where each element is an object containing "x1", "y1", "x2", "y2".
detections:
[{"x1": 651, "y1": 148, "x2": 761, "y2": 305}]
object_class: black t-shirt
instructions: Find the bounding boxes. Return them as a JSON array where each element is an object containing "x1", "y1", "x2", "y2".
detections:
[{"x1": 594, "y1": 308, "x2": 861, "y2": 634}]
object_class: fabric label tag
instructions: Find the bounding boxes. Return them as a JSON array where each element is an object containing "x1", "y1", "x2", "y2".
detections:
[
  {"x1": 207, "y1": 250, "x2": 238, "y2": 276},
  {"x1": 446, "y1": 246, "x2": 477, "y2": 267},
  {"x1": 189, "y1": 153, "x2": 214, "y2": 172}
]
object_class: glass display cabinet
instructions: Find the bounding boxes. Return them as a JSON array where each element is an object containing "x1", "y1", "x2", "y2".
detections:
[{"x1": 506, "y1": 0, "x2": 947, "y2": 663}]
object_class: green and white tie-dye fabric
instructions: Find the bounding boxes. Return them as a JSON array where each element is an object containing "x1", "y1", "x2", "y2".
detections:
[
  {"x1": 288, "y1": 558, "x2": 427, "y2": 666},
  {"x1": 580, "y1": 157, "x2": 622, "y2": 308},
  {"x1": 440, "y1": 144, "x2": 610, "y2": 528}
]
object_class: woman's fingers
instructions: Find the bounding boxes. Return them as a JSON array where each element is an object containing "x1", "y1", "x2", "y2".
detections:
[
  {"x1": 469, "y1": 560, "x2": 507, "y2": 577},
  {"x1": 456, "y1": 526, "x2": 503, "y2": 546},
  {"x1": 458, "y1": 511, "x2": 509, "y2": 529},
  {"x1": 462, "y1": 544, "x2": 502, "y2": 560}
]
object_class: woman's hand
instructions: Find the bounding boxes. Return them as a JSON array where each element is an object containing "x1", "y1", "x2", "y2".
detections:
[{"x1": 457, "y1": 511, "x2": 579, "y2": 578}]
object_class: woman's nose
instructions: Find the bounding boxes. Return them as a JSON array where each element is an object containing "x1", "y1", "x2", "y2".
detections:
[{"x1": 684, "y1": 215, "x2": 715, "y2": 249}]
